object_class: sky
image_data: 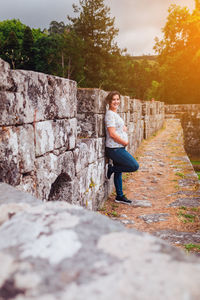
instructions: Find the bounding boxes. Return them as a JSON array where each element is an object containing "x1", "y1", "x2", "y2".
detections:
[{"x1": 0, "y1": 0, "x2": 195, "y2": 56}]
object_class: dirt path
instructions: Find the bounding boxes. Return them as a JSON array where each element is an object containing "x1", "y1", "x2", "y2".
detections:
[{"x1": 100, "y1": 119, "x2": 200, "y2": 255}]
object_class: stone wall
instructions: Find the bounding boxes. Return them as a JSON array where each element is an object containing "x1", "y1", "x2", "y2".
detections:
[
  {"x1": 165, "y1": 104, "x2": 200, "y2": 159},
  {"x1": 1, "y1": 182, "x2": 200, "y2": 300},
  {"x1": 0, "y1": 58, "x2": 165, "y2": 210}
]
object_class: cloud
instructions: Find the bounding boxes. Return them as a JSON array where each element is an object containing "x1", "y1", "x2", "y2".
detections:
[
  {"x1": 0, "y1": 0, "x2": 78, "y2": 29},
  {"x1": 106, "y1": 0, "x2": 195, "y2": 54},
  {"x1": 0, "y1": 0, "x2": 195, "y2": 55}
]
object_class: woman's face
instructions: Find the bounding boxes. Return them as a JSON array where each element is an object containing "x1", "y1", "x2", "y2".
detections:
[{"x1": 109, "y1": 94, "x2": 120, "y2": 111}]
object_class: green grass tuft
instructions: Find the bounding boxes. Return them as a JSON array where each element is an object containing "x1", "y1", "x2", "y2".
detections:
[
  {"x1": 191, "y1": 161, "x2": 200, "y2": 165},
  {"x1": 184, "y1": 243, "x2": 200, "y2": 251},
  {"x1": 175, "y1": 172, "x2": 185, "y2": 178}
]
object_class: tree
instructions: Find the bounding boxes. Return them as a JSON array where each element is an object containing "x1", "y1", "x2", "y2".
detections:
[
  {"x1": 0, "y1": 19, "x2": 47, "y2": 70},
  {"x1": 49, "y1": 21, "x2": 66, "y2": 34},
  {"x1": 3, "y1": 31, "x2": 20, "y2": 69},
  {"x1": 61, "y1": 29, "x2": 85, "y2": 83},
  {"x1": 21, "y1": 26, "x2": 34, "y2": 69},
  {"x1": 154, "y1": 2, "x2": 200, "y2": 104},
  {"x1": 68, "y1": 0, "x2": 120, "y2": 87},
  {"x1": 195, "y1": 0, "x2": 200, "y2": 11},
  {"x1": 0, "y1": 19, "x2": 26, "y2": 45},
  {"x1": 34, "y1": 35, "x2": 61, "y2": 75}
]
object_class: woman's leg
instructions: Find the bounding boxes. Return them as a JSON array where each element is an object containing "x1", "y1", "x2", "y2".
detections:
[
  {"x1": 106, "y1": 147, "x2": 139, "y2": 202},
  {"x1": 114, "y1": 172, "x2": 123, "y2": 196},
  {"x1": 106, "y1": 147, "x2": 139, "y2": 173}
]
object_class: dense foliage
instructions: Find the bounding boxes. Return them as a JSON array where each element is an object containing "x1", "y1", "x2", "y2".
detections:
[
  {"x1": 1, "y1": 0, "x2": 199, "y2": 103},
  {"x1": 0, "y1": 1, "x2": 159, "y2": 100},
  {"x1": 154, "y1": 0, "x2": 200, "y2": 104}
]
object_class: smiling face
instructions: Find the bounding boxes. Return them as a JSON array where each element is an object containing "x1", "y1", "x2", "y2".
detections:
[{"x1": 109, "y1": 94, "x2": 120, "y2": 112}]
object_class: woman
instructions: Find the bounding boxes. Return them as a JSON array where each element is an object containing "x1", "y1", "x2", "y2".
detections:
[{"x1": 105, "y1": 91, "x2": 139, "y2": 204}]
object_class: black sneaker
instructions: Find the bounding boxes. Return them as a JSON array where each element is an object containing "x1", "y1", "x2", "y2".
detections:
[
  {"x1": 115, "y1": 195, "x2": 132, "y2": 205},
  {"x1": 106, "y1": 164, "x2": 113, "y2": 179}
]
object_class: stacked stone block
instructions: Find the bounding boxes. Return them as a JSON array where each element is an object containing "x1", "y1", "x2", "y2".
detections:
[
  {"x1": 76, "y1": 89, "x2": 113, "y2": 209},
  {"x1": 0, "y1": 58, "x2": 165, "y2": 210},
  {"x1": 165, "y1": 104, "x2": 200, "y2": 158},
  {"x1": 0, "y1": 59, "x2": 78, "y2": 204},
  {"x1": 142, "y1": 100, "x2": 165, "y2": 139}
]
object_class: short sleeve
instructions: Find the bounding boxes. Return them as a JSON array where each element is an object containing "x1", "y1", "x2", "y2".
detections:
[{"x1": 105, "y1": 111, "x2": 115, "y2": 128}]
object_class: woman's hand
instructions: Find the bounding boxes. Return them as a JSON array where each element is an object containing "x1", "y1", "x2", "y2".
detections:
[
  {"x1": 108, "y1": 127, "x2": 129, "y2": 147},
  {"x1": 123, "y1": 126, "x2": 127, "y2": 132}
]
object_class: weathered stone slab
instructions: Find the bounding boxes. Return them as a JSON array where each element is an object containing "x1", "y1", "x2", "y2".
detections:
[
  {"x1": 75, "y1": 157, "x2": 107, "y2": 209},
  {"x1": 53, "y1": 77, "x2": 77, "y2": 119},
  {"x1": 153, "y1": 229, "x2": 200, "y2": 245},
  {"x1": 168, "y1": 197, "x2": 200, "y2": 208},
  {"x1": 35, "y1": 118, "x2": 77, "y2": 156},
  {"x1": 181, "y1": 110, "x2": 200, "y2": 158},
  {"x1": 18, "y1": 125, "x2": 35, "y2": 173},
  {"x1": 169, "y1": 190, "x2": 200, "y2": 197},
  {"x1": 120, "y1": 219, "x2": 135, "y2": 225},
  {"x1": 66, "y1": 118, "x2": 77, "y2": 150},
  {"x1": 74, "y1": 138, "x2": 104, "y2": 175},
  {"x1": 0, "y1": 59, "x2": 14, "y2": 91},
  {"x1": 178, "y1": 178, "x2": 199, "y2": 187},
  {"x1": 172, "y1": 156, "x2": 190, "y2": 163},
  {"x1": 74, "y1": 141, "x2": 89, "y2": 175},
  {"x1": 139, "y1": 213, "x2": 170, "y2": 224},
  {"x1": 130, "y1": 200, "x2": 152, "y2": 208},
  {"x1": 118, "y1": 95, "x2": 130, "y2": 113},
  {"x1": 0, "y1": 68, "x2": 77, "y2": 125},
  {"x1": 93, "y1": 183, "x2": 108, "y2": 210},
  {"x1": 96, "y1": 137, "x2": 105, "y2": 159},
  {"x1": 77, "y1": 113, "x2": 104, "y2": 138},
  {"x1": 16, "y1": 174, "x2": 37, "y2": 197},
  {"x1": 35, "y1": 121, "x2": 55, "y2": 156},
  {"x1": 0, "y1": 126, "x2": 35, "y2": 185},
  {"x1": 0, "y1": 92, "x2": 35, "y2": 125},
  {"x1": 77, "y1": 88, "x2": 106, "y2": 113},
  {"x1": 0, "y1": 183, "x2": 40, "y2": 206},
  {"x1": 0, "y1": 187, "x2": 200, "y2": 300},
  {"x1": 35, "y1": 151, "x2": 75, "y2": 201}
]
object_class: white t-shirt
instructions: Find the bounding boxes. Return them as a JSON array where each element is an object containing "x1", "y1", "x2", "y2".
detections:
[{"x1": 105, "y1": 110, "x2": 128, "y2": 148}]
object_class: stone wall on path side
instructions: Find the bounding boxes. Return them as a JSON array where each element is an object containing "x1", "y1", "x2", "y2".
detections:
[
  {"x1": 165, "y1": 104, "x2": 200, "y2": 159},
  {"x1": 0, "y1": 58, "x2": 165, "y2": 210}
]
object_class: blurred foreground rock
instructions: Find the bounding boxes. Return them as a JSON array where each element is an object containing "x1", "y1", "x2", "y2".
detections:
[{"x1": 0, "y1": 183, "x2": 200, "y2": 300}]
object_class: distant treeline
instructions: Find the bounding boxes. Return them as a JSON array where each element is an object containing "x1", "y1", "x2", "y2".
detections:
[{"x1": 0, "y1": 0, "x2": 200, "y2": 104}]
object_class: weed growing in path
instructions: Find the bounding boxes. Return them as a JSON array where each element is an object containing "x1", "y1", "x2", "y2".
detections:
[
  {"x1": 184, "y1": 243, "x2": 200, "y2": 252},
  {"x1": 175, "y1": 172, "x2": 185, "y2": 178},
  {"x1": 178, "y1": 210, "x2": 196, "y2": 223}
]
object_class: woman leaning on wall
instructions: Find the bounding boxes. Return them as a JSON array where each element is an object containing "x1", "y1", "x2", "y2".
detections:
[{"x1": 105, "y1": 91, "x2": 139, "y2": 205}]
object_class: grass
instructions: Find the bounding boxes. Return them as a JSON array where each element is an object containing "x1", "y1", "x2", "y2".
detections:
[
  {"x1": 122, "y1": 173, "x2": 131, "y2": 180},
  {"x1": 111, "y1": 211, "x2": 119, "y2": 217},
  {"x1": 174, "y1": 184, "x2": 180, "y2": 189},
  {"x1": 184, "y1": 243, "x2": 200, "y2": 252},
  {"x1": 111, "y1": 203, "x2": 119, "y2": 209},
  {"x1": 89, "y1": 178, "x2": 96, "y2": 188},
  {"x1": 191, "y1": 207, "x2": 199, "y2": 212},
  {"x1": 98, "y1": 201, "x2": 119, "y2": 218},
  {"x1": 180, "y1": 206, "x2": 187, "y2": 210},
  {"x1": 191, "y1": 161, "x2": 200, "y2": 165},
  {"x1": 175, "y1": 172, "x2": 185, "y2": 178},
  {"x1": 178, "y1": 210, "x2": 196, "y2": 223},
  {"x1": 197, "y1": 172, "x2": 200, "y2": 180}
]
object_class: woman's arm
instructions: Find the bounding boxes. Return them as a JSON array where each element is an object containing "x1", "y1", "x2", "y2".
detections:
[{"x1": 107, "y1": 127, "x2": 129, "y2": 147}]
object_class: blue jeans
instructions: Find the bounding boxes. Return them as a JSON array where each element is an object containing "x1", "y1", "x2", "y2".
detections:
[{"x1": 105, "y1": 147, "x2": 139, "y2": 197}]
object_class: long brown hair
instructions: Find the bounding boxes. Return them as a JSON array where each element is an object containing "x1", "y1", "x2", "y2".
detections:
[{"x1": 105, "y1": 91, "x2": 121, "y2": 105}]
